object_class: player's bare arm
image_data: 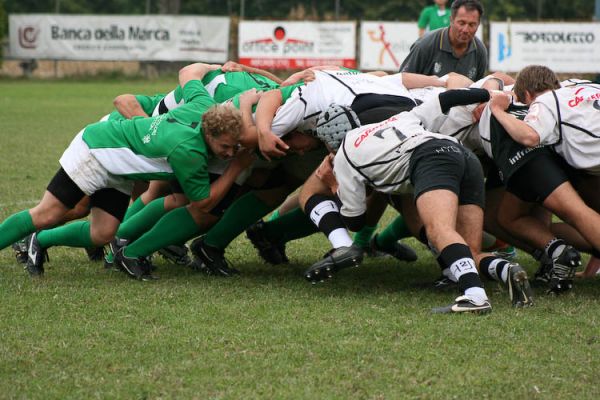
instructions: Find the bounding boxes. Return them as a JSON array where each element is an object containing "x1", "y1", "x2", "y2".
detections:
[
  {"x1": 179, "y1": 62, "x2": 221, "y2": 88},
  {"x1": 254, "y1": 89, "x2": 289, "y2": 160},
  {"x1": 280, "y1": 69, "x2": 315, "y2": 86},
  {"x1": 237, "y1": 89, "x2": 261, "y2": 148},
  {"x1": 445, "y1": 72, "x2": 473, "y2": 89},
  {"x1": 399, "y1": 72, "x2": 447, "y2": 89},
  {"x1": 187, "y1": 149, "x2": 256, "y2": 221},
  {"x1": 489, "y1": 91, "x2": 541, "y2": 147},
  {"x1": 315, "y1": 154, "x2": 338, "y2": 194},
  {"x1": 113, "y1": 94, "x2": 149, "y2": 119},
  {"x1": 221, "y1": 60, "x2": 283, "y2": 84}
]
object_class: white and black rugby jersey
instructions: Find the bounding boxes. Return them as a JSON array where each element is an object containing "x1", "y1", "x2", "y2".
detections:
[
  {"x1": 409, "y1": 75, "x2": 499, "y2": 154},
  {"x1": 561, "y1": 78, "x2": 592, "y2": 87},
  {"x1": 525, "y1": 82, "x2": 600, "y2": 174},
  {"x1": 270, "y1": 70, "x2": 414, "y2": 137},
  {"x1": 478, "y1": 101, "x2": 551, "y2": 183},
  {"x1": 334, "y1": 112, "x2": 457, "y2": 218}
]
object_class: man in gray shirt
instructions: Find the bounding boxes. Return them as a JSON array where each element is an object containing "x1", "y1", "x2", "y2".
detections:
[{"x1": 400, "y1": 0, "x2": 487, "y2": 81}]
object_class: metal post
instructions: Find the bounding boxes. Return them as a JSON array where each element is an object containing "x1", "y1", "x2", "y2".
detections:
[
  {"x1": 596, "y1": 0, "x2": 600, "y2": 21},
  {"x1": 335, "y1": 0, "x2": 340, "y2": 20},
  {"x1": 146, "y1": 0, "x2": 151, "y2": 14},
  {"x1": 240, "y1": 0, "x2": 245, "y2": 20}
]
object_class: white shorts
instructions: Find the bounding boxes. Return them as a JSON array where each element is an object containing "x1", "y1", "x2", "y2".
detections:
[{"x1": 59, "y1": 130, "x2": 134, "y2": 196}]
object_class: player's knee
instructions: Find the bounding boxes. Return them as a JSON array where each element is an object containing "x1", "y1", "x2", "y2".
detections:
[
  {"x1": 164, "y1": 194, "x2": 189, "y2": 210},
  {"x1": 30, "y1": 207, "x2": 66, "y2": 230},
  {"x1": 90, "y1": 227, "x2": 117, "y2": 246}
]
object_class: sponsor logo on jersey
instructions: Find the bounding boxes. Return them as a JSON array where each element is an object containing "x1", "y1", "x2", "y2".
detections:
[
  {"x1": 568, "y1": 87, "x2": 600, "y2": 108},
  {"x1": 353, "y1": 115, "x2": 399, "y2": 148}
]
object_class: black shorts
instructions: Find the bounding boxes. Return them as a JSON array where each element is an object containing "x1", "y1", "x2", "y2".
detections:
[
  {"x1": 351, "y1": 94, "x2": 417, "y2": 119},
  {"x1": 409, "y1": 139, "x2": 485, "y2": 208},
  {"x1": 484, "y1": 163, "x2": 504, "y2": 191},
  {"x1": 506, "y1": 151, "x2": 570, "y2": 203},
  {"x1": 47, "y1": 168, "x2": 130, "y2": 221},
  {"x1": 169, "y1": 179, "x2": 184, "y2": 194}
]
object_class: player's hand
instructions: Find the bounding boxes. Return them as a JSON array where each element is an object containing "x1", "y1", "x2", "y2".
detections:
[
  {"x1": 221, "y1": 61, "x2": 243, "y2": 72},
  {"x1": 207, "y1": 64, "x2": 223, "y2": 71},
  {"x1": 489, "y1": 91, "x2": 511, "y2": 111},
  {"x1": 239, "y1": 88, "x2": 262, "y2": 107},
  {"x1": 445, "y1": 72, "x2": 473, "y2": 89},
  {"x1": 300, "y1": 69, "x2": 316, "y2": 83},
  {"x1": 315, "y1": 154, "x2": 338, "y2": 193},
  {"x1": 258, "y1": 131, "x2": 289, "y2": 161}
]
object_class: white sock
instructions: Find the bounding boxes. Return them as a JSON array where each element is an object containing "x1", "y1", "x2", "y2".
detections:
[
  {"x1": 465, "y1": 287, "x2": 488, "y2": 304},
  {"x1": 328, "y1": 228, "x2": 353, "y2": 249}
]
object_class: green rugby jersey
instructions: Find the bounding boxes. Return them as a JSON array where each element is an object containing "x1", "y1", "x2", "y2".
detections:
[
  {"x1": 203, "y1": 69, "x2": 279, "y2": 103},
  {"x1": 151, "y1": 70, "x2": 279, "y2": 117},
  {"x1": 227, "y1": 81, "x2": 303, "y2": 112},
  {"x1": 82, "y1": 80, "x2": 216, "y2": 202}
]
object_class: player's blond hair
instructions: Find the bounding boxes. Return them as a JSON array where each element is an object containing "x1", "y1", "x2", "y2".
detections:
[
  {"x1": 513, "y1": 65, "x2": 561, "y2": 103},
  {"x1": 201, "y1": 104, "x2": 242, "y2": 139}
]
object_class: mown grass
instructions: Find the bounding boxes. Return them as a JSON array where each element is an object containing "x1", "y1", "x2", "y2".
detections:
[{"x1": 0, "y1": 81, "x2": 599, "y2": 399}]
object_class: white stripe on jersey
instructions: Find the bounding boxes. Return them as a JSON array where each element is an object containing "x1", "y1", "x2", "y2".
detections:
[
  {"x1": 204, "y1": 74, "x2": 226, "y2": 97},
  {"x1": 527, "y1": 83, "x2": 600, "y2": 174},
  {"x1": 152, "y1": 90, "x2": 185, "y2": 116},
  {"x1": 90, "y1": 147, "x2": 172, "y2": 176}
]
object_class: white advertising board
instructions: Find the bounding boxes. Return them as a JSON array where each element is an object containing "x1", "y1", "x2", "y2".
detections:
[
  {"x1": 490, "y1": 22, "x2": 600, "y2": 73},
  {"x1": 360, "y1": 22, "x2": 483, "y2": 71},
  {"x1": 360, "y1": 22, "x2": 418, "y2": 71},
  {"x1": 9, "y1": 14, "x2": 230, "y2": 62},
  {"x1": 238, "y1": 21, "x2": 356, "y2": 70}
]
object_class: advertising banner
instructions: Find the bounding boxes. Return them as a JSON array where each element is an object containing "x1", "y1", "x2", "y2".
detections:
[
  {"x1": 360, "y1": 22, "x2": 417, "y2": 71},
  {"x1": 360, "y1": 22, "x2": 483, "y2": 71},
  {"x1": 238, "y1": 21, "x2": 356, "y2": 69},
  {"x1": 9, "y1": 14, "x2": 230, "y2": 62},
  {"x1": 490, "y1": 22, "x2": 600, "y2": 73}
]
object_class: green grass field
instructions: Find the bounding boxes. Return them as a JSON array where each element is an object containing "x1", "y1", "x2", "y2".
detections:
[{"x1": 0, "y1": 80, "x2": 599, "y2": 399}]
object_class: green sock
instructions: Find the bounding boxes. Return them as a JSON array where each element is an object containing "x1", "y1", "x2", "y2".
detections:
[
  {"x1": 204, "y1": 191, "x2": 272, "y2": 249},
  {"x1": 124, "y1": 207, "x2": 201, "y2": 258},
  {"x1": 267, "y1": 209, "x2": 280, "y2": 222},
  {"x1": 353, "y1": 224, "x2": 378, "y2": 249},
  {"x1": 37, "y1": 221, "x2": 94, "y2": 249},
  {"x1": 0, "y1": 210, "x2": 36, "y2": 250},
  {"x1": 264, "y1": 207, "x2": 318, "y2": 243},
  {"x1": 376, "y1": 216, "x2": 411, "y2": 250},
  {"x1": 122, "y1": 197, "x2": 146, "y2": 222},
  {"x1": 116, "y1": 198, "x2": 167, "y2": 242}
]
